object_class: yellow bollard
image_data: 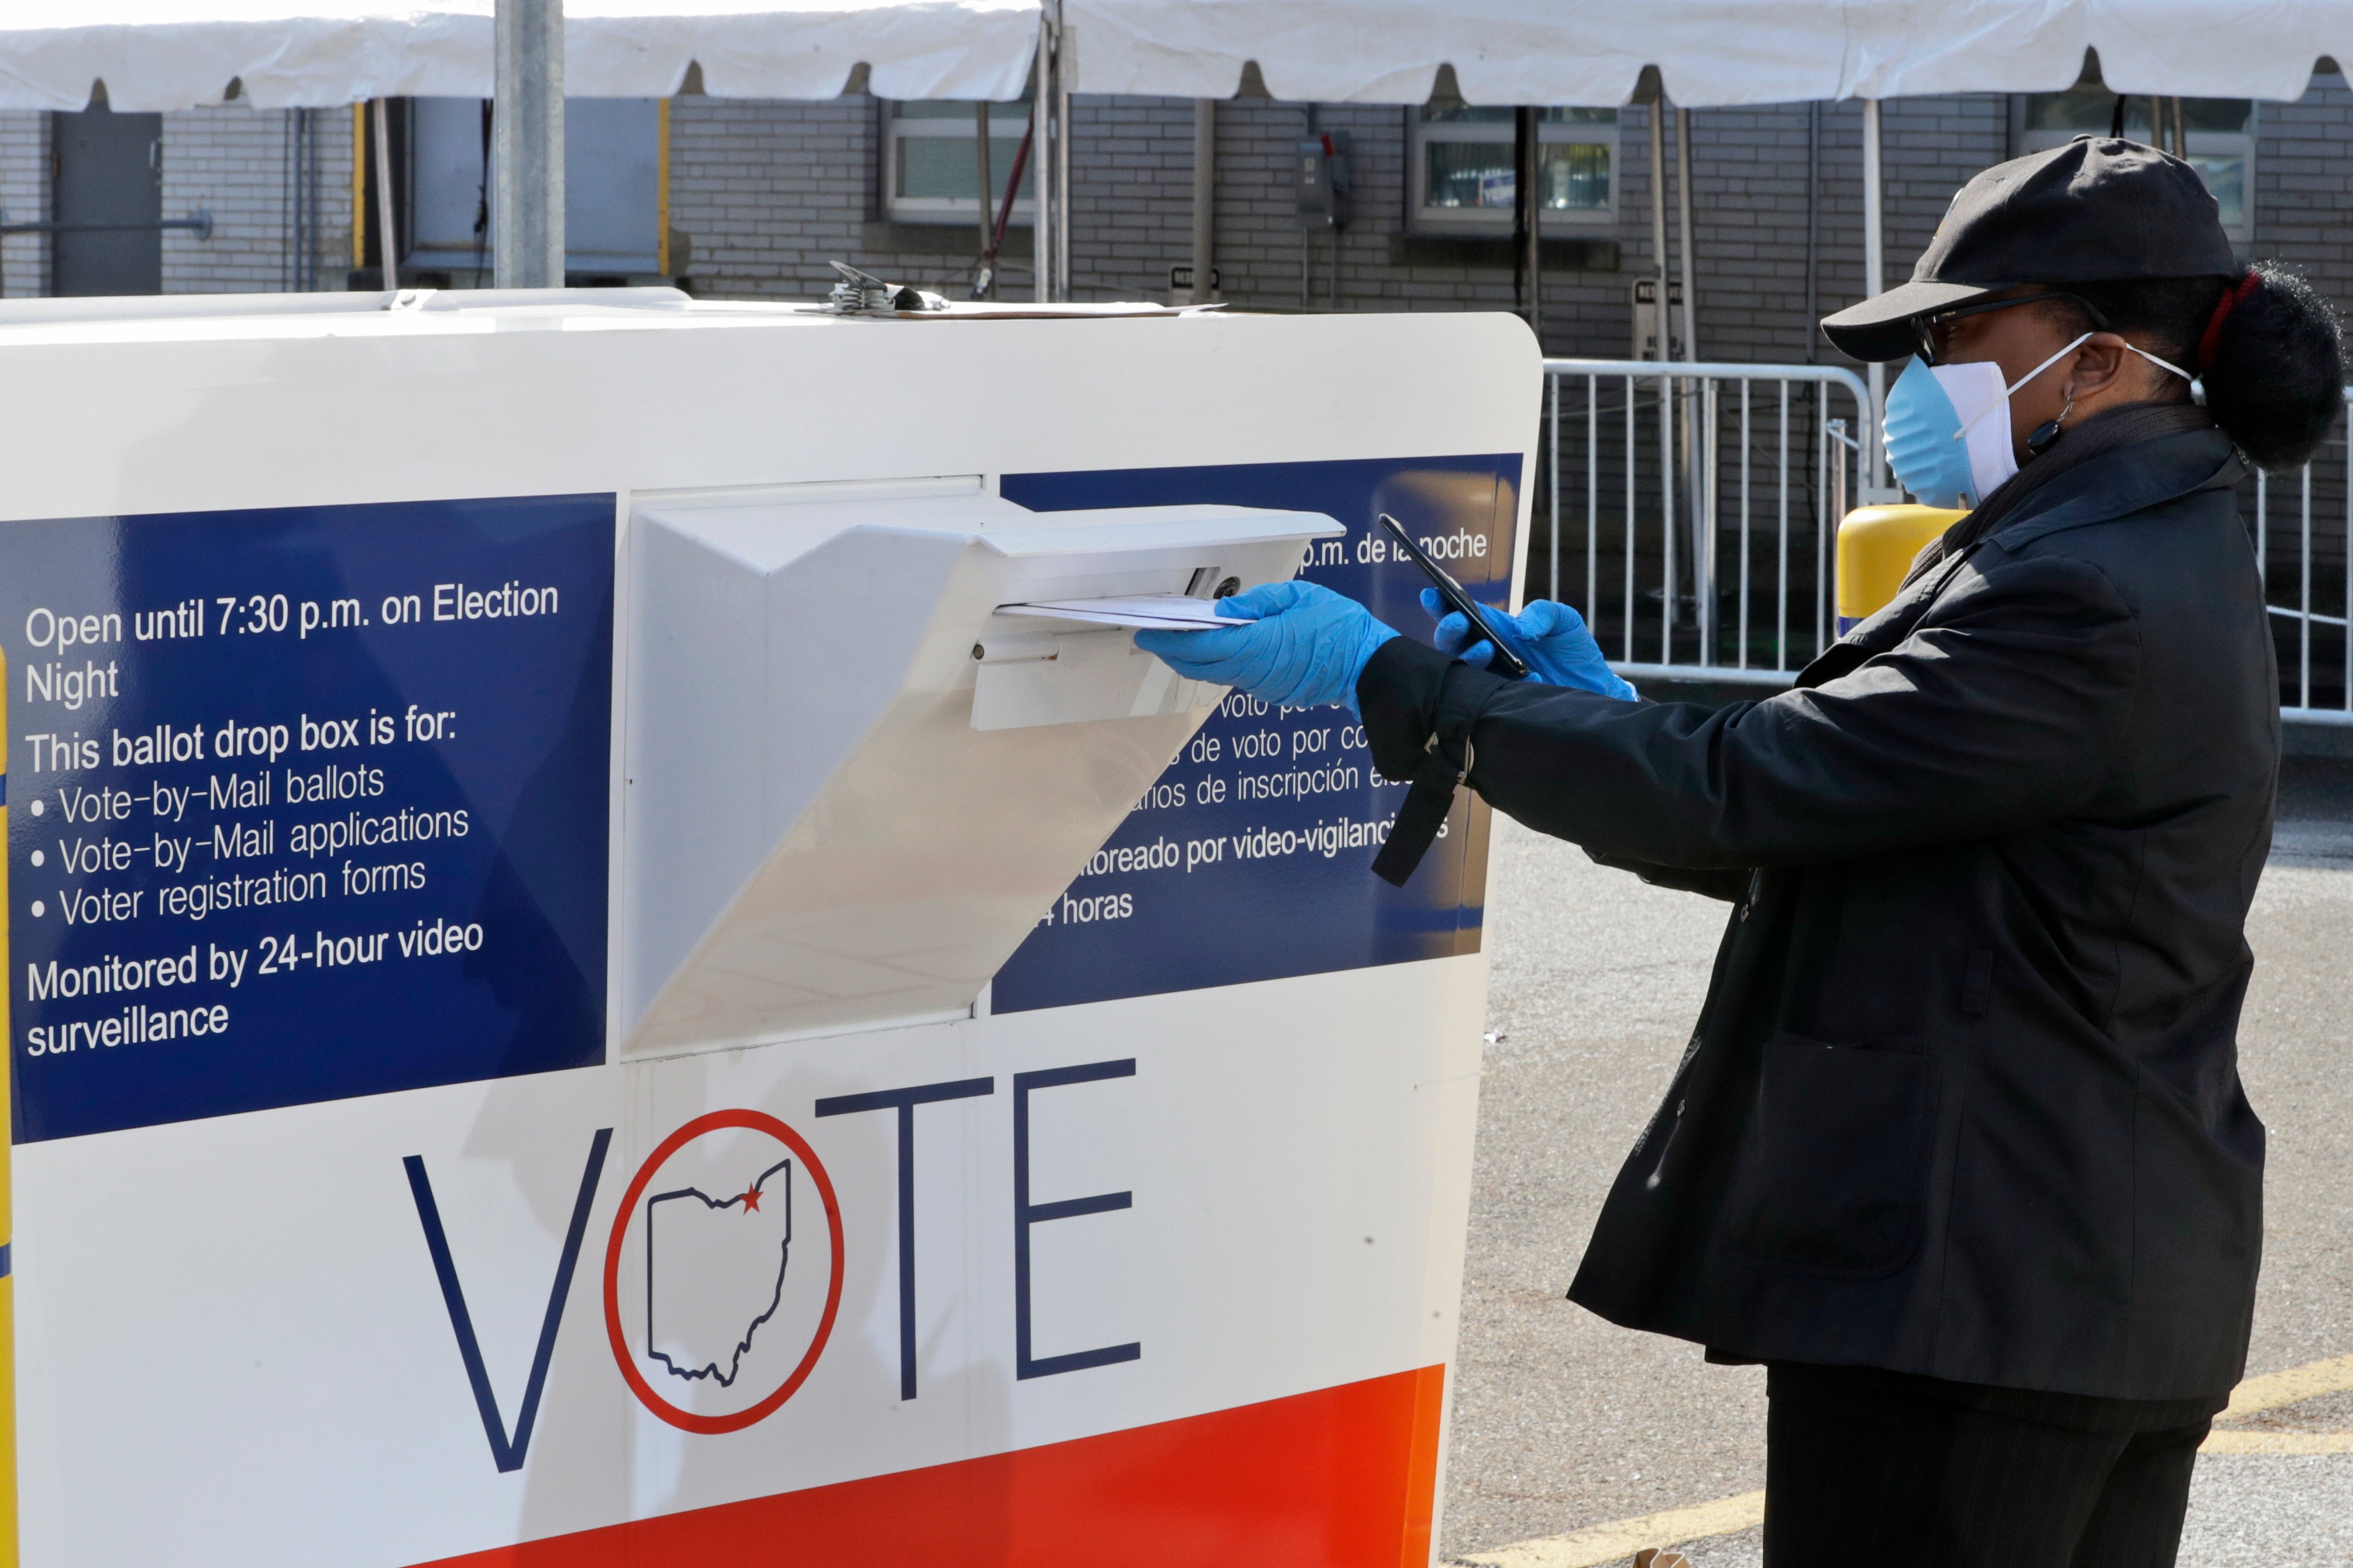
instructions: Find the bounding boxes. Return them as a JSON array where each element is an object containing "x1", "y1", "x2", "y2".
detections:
[
  {"x1": 0, "y1": 651, "x2": 16, "y2": 1567},
  {"x1": 1835, "y1": 504, "x2": 1967, "y2": 634}
]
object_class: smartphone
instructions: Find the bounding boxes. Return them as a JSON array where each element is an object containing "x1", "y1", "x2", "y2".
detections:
[{"x1": 1377, "y1": 514, "x2": 1530, "y2": 680}]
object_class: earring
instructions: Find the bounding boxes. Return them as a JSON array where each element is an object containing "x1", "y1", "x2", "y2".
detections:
[{"x1": 2027, "y1": 393, "x2": 2074, "y2": 456}]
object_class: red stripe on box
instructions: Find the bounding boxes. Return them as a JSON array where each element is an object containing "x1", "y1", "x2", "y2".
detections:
[{"x1": 417, "y1": 1364, "x2": 1446, "y2": 1568}]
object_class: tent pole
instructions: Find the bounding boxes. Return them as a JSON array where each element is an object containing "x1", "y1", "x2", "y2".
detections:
[
  {"x1": 1677, "y1": 105, "x2": 1705, "y2": 651},
  {"x1": 372, "y1": 99, "x2": 400, "y2": 291},
  {"x1": 1031, "y1": 19, "x2": 1050, "y2": 302},
  {"x1": 1648, "y1": 87, "x2": 1680, "y2": 632},
  {"x1": 1675, "y1": 106, "x2": 1697, "y2": 363},
  {"x1": 1032, "y1": 6, "x2": 1067, "y2": 304},
  {"x1": 1055, "y1": 36, "x2": 1071, "y2": 299},
  {"x1": 1647, "y1": 93, "x2": 1669, "y2": 359},
  {"x1": 1515, "y1": 106, "x2": 1541, "y2": 339},
  {"x1": 1526, "y1": 108, "x2": 1542, "y2": 340},
  {"x1": 1188, "y1": 99, "x2": 1215, "y2": 304},
  {"x1": 494, "y1": 0, "x2": 565, "y2": 288},
  {"x1": 1804, "y1": 101, "x2": 1820, "y2": 361},
  {"x1": 1862, "y1": 95, "x2": 1886, "y2": 489},
  {"x1": 975, "y1": 100, "x2": 992, "y2": 290}
]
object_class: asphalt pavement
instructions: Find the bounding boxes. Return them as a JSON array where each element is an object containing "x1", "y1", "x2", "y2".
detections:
[{"x1": 1439, "y1": 756, "x2": 2353, "y2": 1564}]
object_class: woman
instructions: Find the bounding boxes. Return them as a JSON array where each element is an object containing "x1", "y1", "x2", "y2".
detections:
[{"x1": 1138, "y1": 138, "x2": 2342, "y2": 1565}]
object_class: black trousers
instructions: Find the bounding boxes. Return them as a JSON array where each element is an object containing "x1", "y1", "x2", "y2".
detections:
[{"x1": 1762, "y1": 1363, "x2": 2218, "y2": 1567}]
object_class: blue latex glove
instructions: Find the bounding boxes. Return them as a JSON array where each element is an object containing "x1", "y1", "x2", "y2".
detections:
[
  {"x1": 1422, "y1": 588, "x2": 1638, "y2": 700},
  {"x1": 1134, "y1": 579, "x2": 1398, "y2": 712}
]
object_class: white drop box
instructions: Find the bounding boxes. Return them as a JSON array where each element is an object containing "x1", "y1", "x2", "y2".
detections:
[
  {"x1": 0, "y1": 294, "x2": 1535, "y2": 1568},
  {"x1": 622, "y1": 478, "x2": 1340, "y2": 1056}
]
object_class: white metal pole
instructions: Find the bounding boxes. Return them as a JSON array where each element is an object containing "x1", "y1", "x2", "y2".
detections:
[
  {"x1": 1032, "y1": 15, "x2": 1051, "y2": 303},
  {"x1": 1647, "y1": 89, "x2": 1675, "y2": 631},
  {"x1": 1862, "y1": 97, "x2": 1886, "y2": 490},
  {"x1": 1188, "y1": 98, "x2": 1215, "y2": 304},
  {"x1": 371, "y1": 99, "x2": 399, "y2": 291},
  {"x1": 1054, "y1": 16, "x2": 1071, "y2": 301},
  {"x1": 1676, "y1": 106, "x2": 1704, "y2": 641},
  {"x1": 494, "y1": 0, "x2": 566, "y2": 290},
  {"x1": 975, "y1": 101, "x2": 992, "y2": 271}
]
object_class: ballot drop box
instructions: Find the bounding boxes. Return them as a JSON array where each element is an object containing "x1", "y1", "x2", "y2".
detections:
[{"x1": 0, "y1": 290, "x2": 1536, "y2": 1567}]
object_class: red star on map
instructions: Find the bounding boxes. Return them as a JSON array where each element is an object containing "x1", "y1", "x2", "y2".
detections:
[{"x1": 740, "y1": 1187, "x2": 762, "y2": 1212}]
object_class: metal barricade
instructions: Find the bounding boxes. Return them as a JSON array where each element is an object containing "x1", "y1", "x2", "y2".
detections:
[
  {"x1": 1539, "y1": 358, "x2": 1873, "y2": 684},
  {"x1": 2253, "y1": 388, "x2": 2353, "y2": 723},
  {"x1": 1543, "y1": 361, "x2": 2353, "y2": 721}
]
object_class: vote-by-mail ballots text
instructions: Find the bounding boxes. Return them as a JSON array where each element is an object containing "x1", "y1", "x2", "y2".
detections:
[{"x1": 0, "y1": 288, "x2": 1536, "y2": 1567}]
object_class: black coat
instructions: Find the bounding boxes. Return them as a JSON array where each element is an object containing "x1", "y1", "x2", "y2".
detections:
[{"x1": 1358, "y1": 427, "x2": 2278, "y2": 1401}]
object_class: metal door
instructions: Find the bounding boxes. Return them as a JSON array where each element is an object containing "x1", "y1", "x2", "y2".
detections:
[{"x1": 52, "y1": 104, "x2": 163, "y2": 295}]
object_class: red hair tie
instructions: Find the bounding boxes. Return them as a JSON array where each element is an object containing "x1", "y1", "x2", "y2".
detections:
[{"x1": 2197, "y1": 271, "x2": 2261, "y2": 374}]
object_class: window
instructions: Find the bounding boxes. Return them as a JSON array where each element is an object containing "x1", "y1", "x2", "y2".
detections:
[
  {"x1": 1411, "y1": 106, "x2": 1617, "y2": 233},
  {"x1": 404, "y1": 97, "x2": 668, "y2": 278},
  {"x1": 2015, "y1": 92, "x2": 2254, "y2": 243},
  {"x1": 884, "y1": 101, "x2": 1034, "y2": 224}
]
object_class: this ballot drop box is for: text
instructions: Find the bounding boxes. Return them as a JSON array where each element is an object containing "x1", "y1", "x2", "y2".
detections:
[{"x1": 0, "y1": 290, "x2": 1536, "y2": 1567}]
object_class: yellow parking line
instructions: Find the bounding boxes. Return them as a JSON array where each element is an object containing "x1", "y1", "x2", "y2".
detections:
[
  {"x1": 1449, "y1": 1491, "x2": 1766, "y2": 1568},
  {"x1": 2218, "y1": 1352, "x2": 2353, "y2": 1421},
  {"x1": 1447, "y1": 1351, "x2": 2353, "y2": 1568},
  {"x1": 2201, "y1": 1429, "x2": 2353, "y2": 1455}
]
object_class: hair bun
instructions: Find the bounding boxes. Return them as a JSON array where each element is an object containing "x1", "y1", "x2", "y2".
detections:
[
  {"x1": 2197, "y1": 271, "x2": 2262, "y2": 375},
  {"x1": 2201, "y1": 262, "x2": 2343, "y2": 471}
]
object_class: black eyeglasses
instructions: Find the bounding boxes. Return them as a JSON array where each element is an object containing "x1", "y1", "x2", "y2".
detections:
[{"x1": 1914, "y1": 291, "x2": 2111, "y2": 364}]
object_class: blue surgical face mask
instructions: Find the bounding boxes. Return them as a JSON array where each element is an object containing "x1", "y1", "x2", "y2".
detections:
[
  {"x1": 1883, "y1": 354, "x2": 2029, "y2": 508},
  {"x1": 1882, "y1": 355, "x2": 1985, "y2": 508},
  {"x1": 1883, "y1": 333, "x2": 2196, "y2": 509}
]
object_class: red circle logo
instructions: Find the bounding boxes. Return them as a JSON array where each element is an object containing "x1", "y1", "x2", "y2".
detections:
[{"x1": 601, "y1": 1109, "x2": 845, "y2": 1433}]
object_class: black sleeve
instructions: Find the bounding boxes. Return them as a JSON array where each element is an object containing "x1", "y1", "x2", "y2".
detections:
[
  {"x1": 1356, "y1": 553, "x2": 2141, "y2": 871},
  {"x1": 1582, "y1": 849, "x2": 1753, "y2": 902}
]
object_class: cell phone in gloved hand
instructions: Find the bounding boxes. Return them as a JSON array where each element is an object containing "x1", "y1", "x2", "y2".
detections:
[{"x1": 1376, "y1": 512, "x2": 1530, "y2": 680}]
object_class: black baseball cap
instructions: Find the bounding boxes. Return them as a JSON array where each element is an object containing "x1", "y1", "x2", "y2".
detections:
[{"x1": 1821, "y1": 136, "x2": 2239, "y2": 363}]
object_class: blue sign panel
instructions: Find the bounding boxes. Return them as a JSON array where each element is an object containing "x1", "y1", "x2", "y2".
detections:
[
  {"x1": 2, "y1": 495, "x2": 613, "y2": 1142},
  {"x1": 991, "y1": 456, "x2": 1518, "y2": 1014}
]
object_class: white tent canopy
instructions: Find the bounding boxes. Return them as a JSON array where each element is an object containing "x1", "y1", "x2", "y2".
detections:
[
  {"x1": 0, "y1": 1, "x2": 2343, "y2": 114},
  {"x1": 1067, "y1": 0, "x2": 2351, "y2": 106},
  {"x1": 0, "y1": 0, "x2": 1040, "y2": 111},
  {"x1": 1, "y1": 0, "x2": 2341, "y2": 322}
]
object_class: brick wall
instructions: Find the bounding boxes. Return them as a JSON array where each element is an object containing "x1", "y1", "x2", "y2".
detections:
[
  {"x1": 664, "y1": 95, "x2": 1046, "y2": 299},
  {"x1": 672, "y1": 98, "x2": 922, "y2": 298},
  {"x1": 0, "y1": 110, "x2": 47, "y2": 298},
  {"x1": 653, "y1": 87, "x2": 1987, "y2": 371},
  {"x1": 2254, "y1": 74, "x2": 2353, "y2": 291},
  {"x1": 1067, "y1": 95, "x2": 1193, "y2": 301},
  {"x1": 162, "y1": 102, "x2": 354, "y2": 293},
  {"x1": 0, "y1": 73, "x2": 2336, "y2": 340}
]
